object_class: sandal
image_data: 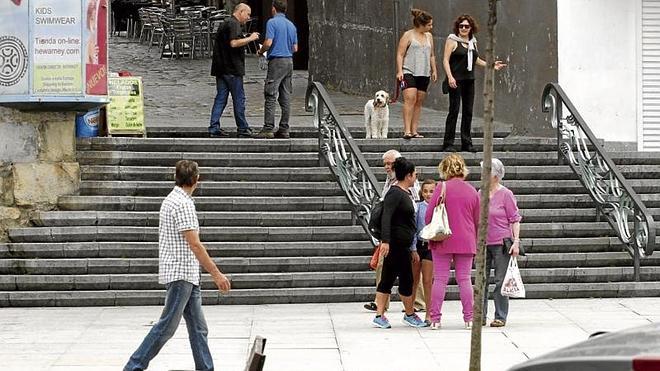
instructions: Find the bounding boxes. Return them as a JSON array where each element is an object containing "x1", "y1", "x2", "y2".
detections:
[
  {"x1": 412, "y1": 133, "x2": 425, "y2": 138},
  {"x1": 403, "y1": 133, "x2": 413, "y2": 140},
  {"x1": 490, "y1": 319, "x2": 506, "y2": 327}
]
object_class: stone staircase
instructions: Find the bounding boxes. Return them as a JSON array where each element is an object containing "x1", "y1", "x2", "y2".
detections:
[{"x1": 1, "y1": 121, "x2": 660, "y2": 306}]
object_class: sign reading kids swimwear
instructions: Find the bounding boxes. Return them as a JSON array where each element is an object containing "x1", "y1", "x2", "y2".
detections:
[{"x1": 31, "y1": 0, "x2": 82, "y2": 95}]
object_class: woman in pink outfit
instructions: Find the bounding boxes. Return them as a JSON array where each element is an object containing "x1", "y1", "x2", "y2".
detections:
[{"x1": 425, "y1": 154, "x2": 480, "y2": 329}]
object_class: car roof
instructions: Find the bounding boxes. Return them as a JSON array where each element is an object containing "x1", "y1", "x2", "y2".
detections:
[{"x1": 508, "y1": 322, "x2": 660, "y2": 371}]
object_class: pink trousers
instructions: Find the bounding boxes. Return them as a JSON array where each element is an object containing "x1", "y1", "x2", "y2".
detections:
[{"x1": 429, "y1": 251, "x2": 474, "y2": 323}]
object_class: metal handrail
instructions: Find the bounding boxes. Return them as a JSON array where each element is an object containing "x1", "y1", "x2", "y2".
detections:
[
  {"x1": 305, "y1": 81, "x2": 381, "y2": 245},
  {"x1": 541, "y1": 83, "x2": 656, "y2": 281}
]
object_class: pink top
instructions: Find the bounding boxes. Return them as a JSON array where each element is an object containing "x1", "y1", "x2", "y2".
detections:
[
  {"x1": 482, "y1": 186, "x2": 522, "y2": 245},
  {"x1": 425, "y1": 178, "x2": 480, "y2": 254}
]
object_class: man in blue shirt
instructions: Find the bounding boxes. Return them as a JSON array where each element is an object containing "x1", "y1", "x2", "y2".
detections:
[{"x1": 255, "y1": 0, "x2": 298, "y2": 139}]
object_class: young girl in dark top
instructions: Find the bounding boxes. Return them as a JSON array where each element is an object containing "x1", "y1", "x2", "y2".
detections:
[
  {"x1": 410, "y1": 179, "x2": 436, "y2": 325},
  {"x1": 372, "y1": 157, "x2": 428, "y2": 329}
]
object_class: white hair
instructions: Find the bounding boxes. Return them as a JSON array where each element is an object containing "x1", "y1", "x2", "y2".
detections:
[
  {"x1": 382, "y1": 149, "x2": 401, "y2": 160},
  {"x1": 482, "y1": 158, "x2": 505, "y2": 179}
]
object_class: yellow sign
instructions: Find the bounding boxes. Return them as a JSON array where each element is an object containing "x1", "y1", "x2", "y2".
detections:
[{"x1": 106, "y1": 76, "x2": 145, "y2": 136}]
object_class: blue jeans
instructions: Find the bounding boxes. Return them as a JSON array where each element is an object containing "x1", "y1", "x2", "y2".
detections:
[
  {"x1": 124, "y1": 281, "x2": 213, "y2": 371},
  {"x1": 483, "y1": 244, "x2": 511, "y2": 322},
  {"x1": 209, "y1": 74, "x2": 250, "y2": 134}
]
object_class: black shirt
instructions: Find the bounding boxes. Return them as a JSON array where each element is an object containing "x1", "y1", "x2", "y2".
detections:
[
  {"x1": 380, "y1": 185, "x2": 416, "y2": 248},
  {"x1": 211, "y1": 16, "x2": 245, "y2": 77},
  {"x1": 449, "y1": 41, "x2": 479, "y2": 81}
]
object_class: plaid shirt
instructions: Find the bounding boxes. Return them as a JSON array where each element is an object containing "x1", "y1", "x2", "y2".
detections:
[{"x1": 158, "y1": 186, "x2": 201, "y2": 285}]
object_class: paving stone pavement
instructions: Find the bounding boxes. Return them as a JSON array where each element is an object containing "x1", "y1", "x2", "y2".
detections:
[
  {"x1": 3, "y1": 298, "x2": 660, "y2": 371},
  {"x1": 108, "y1": 36, "x2": 504, "y2": 133}
]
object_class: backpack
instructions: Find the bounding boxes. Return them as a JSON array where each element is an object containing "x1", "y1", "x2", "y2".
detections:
[{"x1": 367, "y1": 197, "x2": 384, "y2": 241}]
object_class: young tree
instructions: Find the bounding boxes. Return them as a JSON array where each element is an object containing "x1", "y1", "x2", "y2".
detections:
[{"x1": 469, "y1": 0, "x2": 498, "y2": 370}]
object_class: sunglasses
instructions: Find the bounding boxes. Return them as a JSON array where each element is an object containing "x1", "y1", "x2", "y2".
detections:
[{"x1": 459, "y1": 24, "x2": 471, "y2": 29}]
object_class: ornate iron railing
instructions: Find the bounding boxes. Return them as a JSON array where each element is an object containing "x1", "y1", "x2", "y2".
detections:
[
  {"x1": 541, "y1": 83, "x2": 656, "y2": 281},
  {"x1": 305, "y1": 81, "x2": 381, "y2": 245}
]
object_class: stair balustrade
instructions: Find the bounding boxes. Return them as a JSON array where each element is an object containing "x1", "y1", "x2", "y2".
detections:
[
  {"x1": 305, "y1": 81, "x2": 381, "y2": 245},
  {"x1": 542, "y1": 83, "x2": 656, "y2": 281}
]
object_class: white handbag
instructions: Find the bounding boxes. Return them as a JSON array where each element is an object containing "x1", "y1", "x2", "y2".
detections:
[
  {"x1": 420, "y1": 181, "x2": 452, "y2": 242},
  {"x1": 501, "y1": 257, "x2": 526, "y2": 298}
]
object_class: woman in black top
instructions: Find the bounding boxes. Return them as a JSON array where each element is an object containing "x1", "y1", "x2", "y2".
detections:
[
  {"x1": 372, "y1": 157, "x2": 427, "y2": 329},
  {"x1": 441, "y1": 14, "x2": 507, "y2": 153}
]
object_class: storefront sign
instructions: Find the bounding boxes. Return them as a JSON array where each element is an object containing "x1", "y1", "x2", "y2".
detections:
[
  {"x1": 0, "y1": 0, "x2": 108, "y2": 109},
  {"x1": 106, "y1": 76, "x2": 145, "y2": 136}
]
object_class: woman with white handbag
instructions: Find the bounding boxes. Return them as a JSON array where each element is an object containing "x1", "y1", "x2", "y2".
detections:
[
  {"x1": 481, "y1": 158, "x2": 522, "y2": 328},
  {"x1": 425, "y1": 154, "x2": 480, "y2": 330}
]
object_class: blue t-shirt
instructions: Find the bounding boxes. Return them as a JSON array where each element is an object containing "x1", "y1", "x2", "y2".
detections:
[{"x1": 265, "y1": 13, "x2": 297, "y2": 59}]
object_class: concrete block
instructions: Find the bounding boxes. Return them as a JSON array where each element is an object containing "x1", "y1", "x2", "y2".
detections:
[
  {"x1": 16, "y1": 275, "x2": 74, "y2": 290},
  {"x1": 87, "y1": 258, "x2": 131, "y2": 274},
  {"x1": 53, "y1": 291, "x2": 115, "y2": 306},
  {"x1": 0, "y1": 122, "x2": 39, "y2": 162},
  {"x1": 74, "y1": 274, "x2": 111, "y2": 290},
  {"x1": 13, "y1": 162, "x2": 80, "y2": 207},
  {"x1": 38, "y1": 118, "x2": 75, "y2": 162},
  {"x1": 114, "y1": 290, "x2": 164, "y2": 306},
  {"x1": 0, "y1": 275, "x2": 16, "y2": 290},
  {"x1": 8, "y1": 291, "x2": 57, "y2": 306}
]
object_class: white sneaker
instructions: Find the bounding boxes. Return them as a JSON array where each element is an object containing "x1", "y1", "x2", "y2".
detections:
[
  {"x1": 430, "y1": 321, "x2": 441, "y2": 330},
  {"x1": 465, "y1": 321, "x2": 473, "y2": 329}
]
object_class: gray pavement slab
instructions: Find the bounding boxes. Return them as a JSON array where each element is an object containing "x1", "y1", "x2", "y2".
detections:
[{"x1": 2, "y1": 298, "x2": 659, "y2": 371}]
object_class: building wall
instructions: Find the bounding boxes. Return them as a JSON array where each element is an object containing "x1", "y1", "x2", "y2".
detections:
[
  {"x1": 308, "y1": 0, "x2": 559, "y2": 136},
  {"x1": 557, "y1": 0, "x2": 638, "y2": 143}
]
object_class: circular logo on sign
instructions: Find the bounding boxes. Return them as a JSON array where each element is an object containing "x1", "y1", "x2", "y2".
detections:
[{"x1": 0, "y1": 36, "x2": 28, "y2": 87}]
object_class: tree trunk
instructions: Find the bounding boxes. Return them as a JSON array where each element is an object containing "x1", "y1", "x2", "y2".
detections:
[{"x1": 469, "y1": 1, "x2": 497, "y2": 370}]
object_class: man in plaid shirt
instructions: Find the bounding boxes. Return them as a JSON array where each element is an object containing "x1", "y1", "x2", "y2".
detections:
[{"x1": 124, "y1": 160, "x2": 230, "y2": 371}]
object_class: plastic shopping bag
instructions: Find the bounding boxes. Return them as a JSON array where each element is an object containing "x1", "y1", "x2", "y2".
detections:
[{"x1": 501, "y1": 257, "x2": 526, "y2": 298}]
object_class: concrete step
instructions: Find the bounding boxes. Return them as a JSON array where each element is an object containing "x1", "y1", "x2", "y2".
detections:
[
  {"x1": 5, "y1": 236, "x2": 657, "y2": 259},
  {"x1": 2, "y1": 251, "x2": 653, "y2": 276},
  {"x1": 365, "y1": 151, "x2": 660, "y2": 168},
  {"x1": 78, "y1": 137, "x2": 319, "y2": 153},
  {"x1": 80, "y1": 164, "x2": 660, "y2": 183},
  {"x1": 33, "y1": 211, "x2": 354, "y2": 227},
  {"x1": 58, "y1": 196, "x2": 350, "y2": 212},
  {"x1": 144, "y1": 124, "x2": 513, "y2": 139},
  {"x1": 3, "y1": 280, "x2": 660, "y2": 307},
  {"x1": 80, "y1": 166, "x2": 336, "y2": 182},
  {"x1": 30, "y1": 209, "x2": 660, "y2": 229},
  {"x1": 77, "y1": 151, "x2": 321, "y2": 167},
  {"x1": 77, "y1": 179, "x2": 660, "y2": 197},
  {"x1": 57, "y1": 193, "x2": 646, "y2": 211},
  {"x1": 0, "y1": 241, "x2": 374, "y2": 259},
  {"x1": 2, "y1": 266, "x2": 659, "y2": 293},
  {"x1": 8, "y1": 225, "x2": 369, "y2": 243},
  {"x1": 79, "y1": 181, "x2": 344, "y2": 197},
  {"x1": 0, "y1": 256, "x2": 371, "y2": 275}
]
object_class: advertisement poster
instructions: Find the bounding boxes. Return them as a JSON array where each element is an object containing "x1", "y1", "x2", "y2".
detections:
[
  {"x1": 0, "y1": 0, "x2": 29, "y2": 95},
  {"x1": 84, "y1": 0, "x2": 107, "y2": 95},
  {"x1": 31, "y1": 0, "x2": 82, "y2": 95},
  {"x1": 107, "y1": 76, "x2": 145, "y2": 135}
]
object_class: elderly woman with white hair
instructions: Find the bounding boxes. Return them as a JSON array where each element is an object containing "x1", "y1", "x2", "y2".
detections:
[{"x1": 481, "y1": 158, "x2": 522, "y2": 327}]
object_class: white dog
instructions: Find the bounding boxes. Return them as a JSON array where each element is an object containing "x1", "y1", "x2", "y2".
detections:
[{"x1": 364, "y1": 90, "x2": 390, "y2": 139}]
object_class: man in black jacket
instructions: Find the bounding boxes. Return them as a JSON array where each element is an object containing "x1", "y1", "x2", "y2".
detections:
[{"x1": 208, "y1": 3, "x2": 259, "y2": 138}]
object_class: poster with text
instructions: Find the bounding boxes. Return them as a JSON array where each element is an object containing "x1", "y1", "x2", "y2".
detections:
[
  {"x1": 107, "y1": 76, "x2": 145, "y2": 135},
  {"x1": 31, "y1": 0, "x2": 82, "y2": 95},
  {"x1": 84, "y1": 0, "x2": 107, "y2": 95},
  {"x1": 0, "y1": 0, "x2": 29, "y2": 95}
]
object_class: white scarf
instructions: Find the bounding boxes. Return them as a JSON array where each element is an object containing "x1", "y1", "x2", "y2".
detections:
[{"x1": 447, "y1": 34, "x2": 477, "y2": 71}]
